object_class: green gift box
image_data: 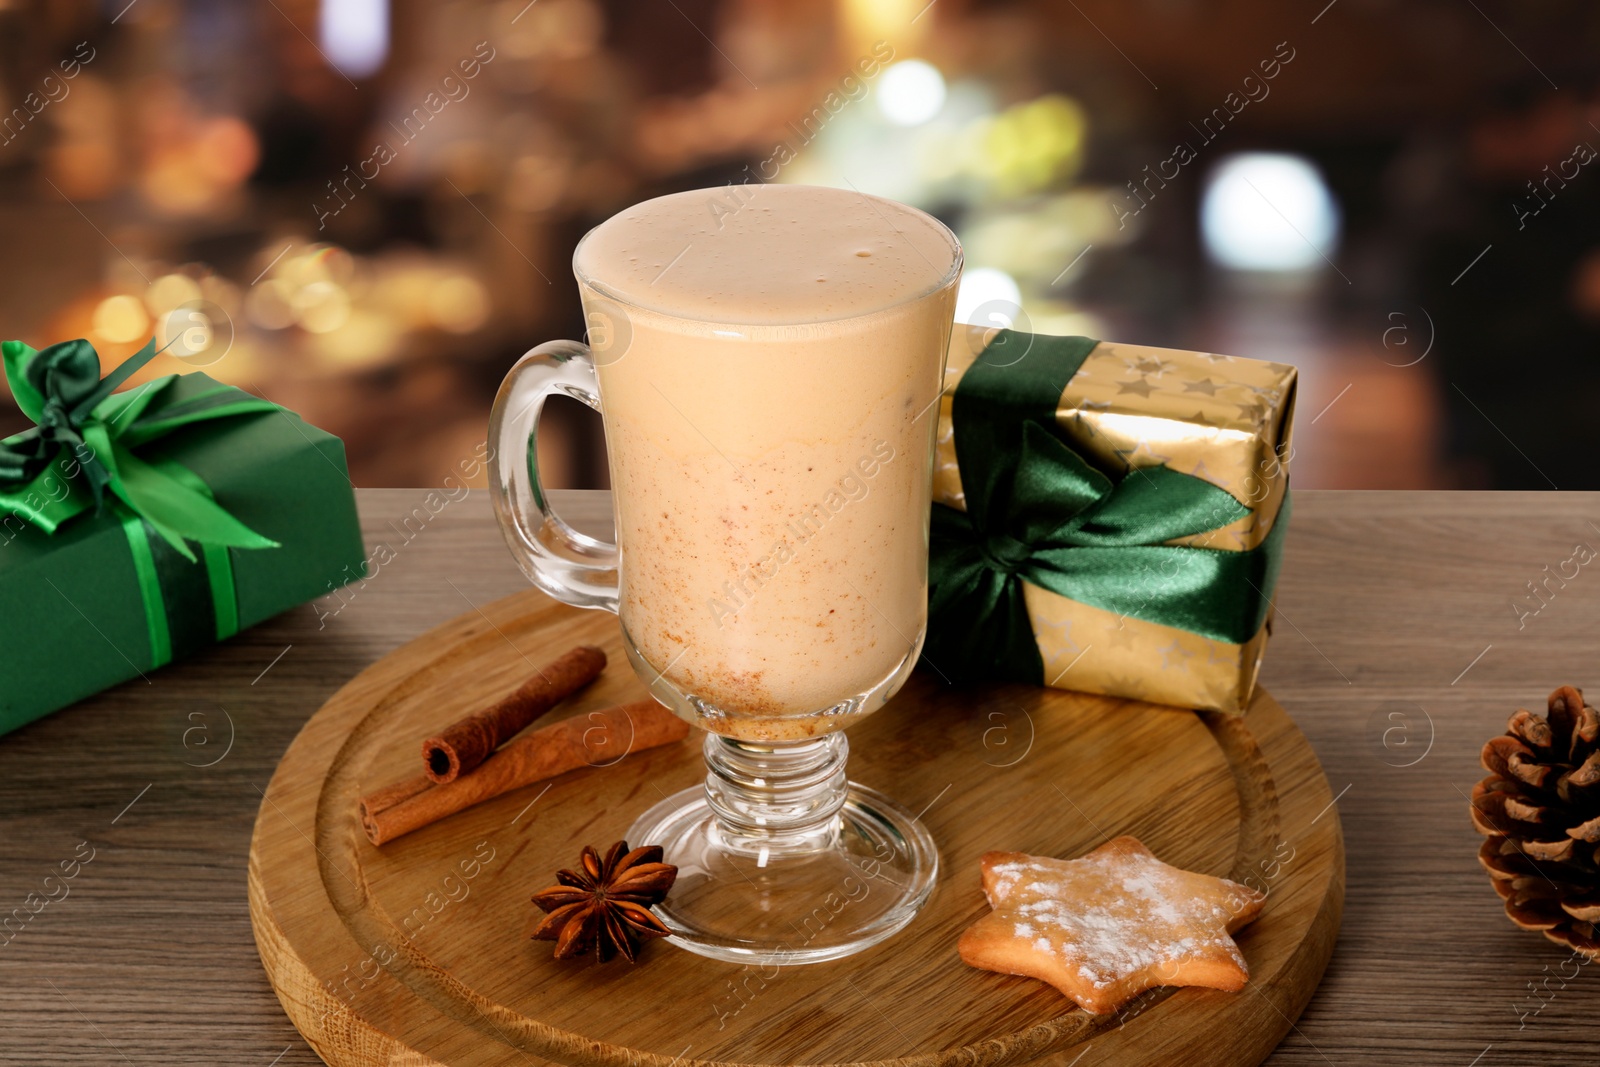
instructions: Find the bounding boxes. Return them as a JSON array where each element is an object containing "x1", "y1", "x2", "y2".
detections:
[{"x1": 0, "y1": 338, "x2": 365, "y2": 735}]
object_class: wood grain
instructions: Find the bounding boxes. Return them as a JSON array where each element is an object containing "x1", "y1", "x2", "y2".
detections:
[
  {"x1": 248, "y1": 586, "x2": 1339, "y2": 1067},
  {"x1": 4, "y1": 488, "x2": 1600, "y2": 1065}
]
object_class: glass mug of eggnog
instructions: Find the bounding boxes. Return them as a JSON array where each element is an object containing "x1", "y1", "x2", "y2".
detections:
[{"x1": 489, "y1": 184, "x2": 960, "y2": 964}]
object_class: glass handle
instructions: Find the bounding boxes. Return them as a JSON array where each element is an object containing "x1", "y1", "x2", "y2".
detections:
[{"x1": 487, "y1": 340, "x2": 619, "y2": 613}]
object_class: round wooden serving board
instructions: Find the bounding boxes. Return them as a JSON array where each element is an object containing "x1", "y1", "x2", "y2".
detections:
[{"x1": 249, "y1": 591, "x2": 1344, "y2": 1067}]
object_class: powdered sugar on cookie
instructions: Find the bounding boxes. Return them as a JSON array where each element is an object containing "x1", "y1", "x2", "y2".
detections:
[{"x1": 958, "y1": 836, "x2": 1266, "y2": 1013}]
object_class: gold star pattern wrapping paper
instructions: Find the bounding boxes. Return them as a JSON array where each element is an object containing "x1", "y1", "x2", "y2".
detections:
[{"x1": 933, "y1": 327, "x2": 1296, "y2": 714}]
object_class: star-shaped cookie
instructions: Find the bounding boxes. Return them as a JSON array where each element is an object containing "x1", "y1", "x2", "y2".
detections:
[{"x1": 957, "y1": 836, "x2": 1266, "y2": 1014}]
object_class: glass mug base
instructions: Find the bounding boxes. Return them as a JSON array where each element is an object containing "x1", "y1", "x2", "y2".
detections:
[
  {"x1": 626, "y1": 778, "x2": 939, "y2": 965},
  {"x1": 620, "y1": 621, "x2": 938, "y2": 964}
]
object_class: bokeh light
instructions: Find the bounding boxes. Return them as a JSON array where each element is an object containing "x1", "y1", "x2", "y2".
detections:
[
  {"x1": 954, "y1": 267, "x2": 1022, "y2": 325},
  {"x1": 320, "y1": 0, "x2": 390, "y2": 78},
  {"x1": 246, "y1": 280, "x2": 298, "y2": 331},
  {"x1": 146, "y1": 273, "x2": 204, "y2": 317},
  {"x1": 1201, "y1": 153, "x2": 1341, "y2": 272},
  {"x1": 429, "y1": 275, "x2": 491, "y2": 334},
  {"x1": 91, "y1": 295, "x2": 151, "y2": 344},
  {"x1": 293, "y1": 280, "x2": 353, "y2": 334},
  {"x1": 877, "y1": 60, "x2": 946, "y2": 127}
]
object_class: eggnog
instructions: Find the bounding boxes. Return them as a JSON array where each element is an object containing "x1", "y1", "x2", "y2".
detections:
[{"x1": 574, "y1": 185, "x2": 960, "y2": 737}]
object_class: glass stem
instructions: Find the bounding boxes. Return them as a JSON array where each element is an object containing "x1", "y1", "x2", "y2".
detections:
[{"x1": 702, "y1": 733, "x2": 849, "y2": 855}]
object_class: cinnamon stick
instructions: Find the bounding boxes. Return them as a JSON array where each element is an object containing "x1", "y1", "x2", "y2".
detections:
[
  {"x1": 362, "y1": 700, "x2": 690, "y2": 846},
  {"x1": 422, "y1": 645, "x2": 607, "y2": 783},
  {"x1": 358, "y1": 772, "x2": 433, "y2": 817}
]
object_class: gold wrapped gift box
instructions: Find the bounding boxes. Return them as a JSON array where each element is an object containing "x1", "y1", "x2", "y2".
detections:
[{"x1": 932, "y1": 327, "x2": 1297, "y2": 714}]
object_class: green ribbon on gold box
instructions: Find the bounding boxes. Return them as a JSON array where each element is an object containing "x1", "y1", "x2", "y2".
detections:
[
  {"x1": 0, "y1": 337, "x2": 366, "y2": 735},
  {"x1": 927, "y1": 328, "x2": 1297, "y2": 714}
]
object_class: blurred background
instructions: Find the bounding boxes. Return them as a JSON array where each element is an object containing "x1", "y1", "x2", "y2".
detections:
[{"x1": 0, "y1": 0, "x2": 1596, "y2": 489}]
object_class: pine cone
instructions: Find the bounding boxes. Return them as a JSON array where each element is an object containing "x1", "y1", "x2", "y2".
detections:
[{"x1": 1471, "y1": 685, "x2": 1600, "y2": 958}]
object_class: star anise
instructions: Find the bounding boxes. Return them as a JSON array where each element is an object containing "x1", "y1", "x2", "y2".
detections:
[{"x1": 530, "y1": 841, "x2": 677, "y2": 962}]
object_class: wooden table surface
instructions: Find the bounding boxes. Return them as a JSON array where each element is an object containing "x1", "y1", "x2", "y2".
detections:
[{"x1": 1, "y1": 488, "x2": 1594, "y2": 1066}]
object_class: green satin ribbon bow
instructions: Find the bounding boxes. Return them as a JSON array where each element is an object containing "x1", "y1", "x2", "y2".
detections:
[
  {"x1": 924, "y1": 332, "x2": 1288, "y2": 685},
  {"x1": 0, "y1": 336, "x2": 280, "y2": 556},
  {"x1": 0, "y1": 336, "x2": 282, "y2": 667}
]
